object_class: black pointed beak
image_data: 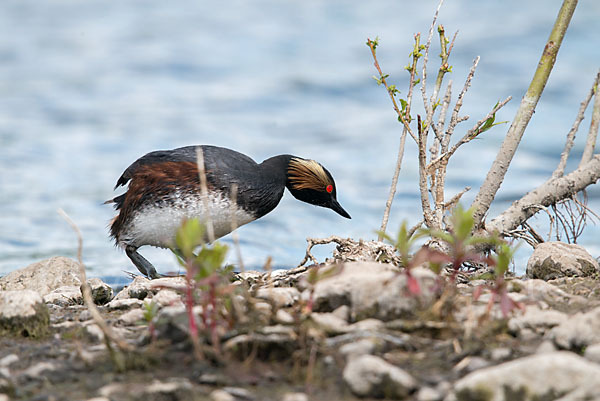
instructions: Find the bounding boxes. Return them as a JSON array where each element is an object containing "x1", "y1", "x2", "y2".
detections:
[{"x1": 330, "y1": 198, "x2": 351, "y2": 219}]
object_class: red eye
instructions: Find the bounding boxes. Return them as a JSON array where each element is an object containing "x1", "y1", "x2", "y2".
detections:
[{"x1": 326, "y1": 184, "x2": 333, "y2": 193}]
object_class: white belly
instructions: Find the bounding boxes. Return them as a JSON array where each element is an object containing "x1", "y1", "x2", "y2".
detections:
[{"x1": 119, "y1": 191, "x2": 256, "y2": 248}]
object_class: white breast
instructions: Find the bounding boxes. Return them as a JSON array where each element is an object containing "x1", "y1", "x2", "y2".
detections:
[{"x1": 118, "y1": 191, "x2": 256, "y2": 249}]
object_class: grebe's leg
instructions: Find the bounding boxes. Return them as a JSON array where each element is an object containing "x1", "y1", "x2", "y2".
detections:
[{"x1": 125, "y1": 245, "x2": 160, "y2": 279}]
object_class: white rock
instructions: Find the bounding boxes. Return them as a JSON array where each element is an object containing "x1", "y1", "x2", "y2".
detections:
[
  {"x1": 339, "y1": 338, "x2": 378, "y2": 358},
  {"x1": 0, "y1": 354, "x2": 18, "y2": 368},
  {"x1": 274, "y1": 309, "x2": 294, "y2": 324},
  {"x1": 281, "y1": 392, "x2": 308, "y2": 401},
  {"x1": 99, "y1": 378, "x2": 192, "y2": 399},
  {"x1": 346, "y1": 318, "x2": 385, "y2": 332},
  {"x1": 269, "y1": 269, "x2": 288, "y2": 277},
  {"x1": 549, "y1": 306, "x2": 600, "y2": 350},
  {"x1": 87, "y1": 278, "x2": 113, "y2": 304},
  {"x1": 331, "y1": 305, "x2": 350, "y2": 321},
  {"x1": 236, "y1": 270, "x2": 262, "y2": 281},
  {"x1": 0, "y1": 256, "x2": 82, "y2": 296},
  {"x1": 149, "y1": 276, "x2": 187, "y2": 291},
  {"x1": 510, "y1": 278, "x2": 586, "y2": 307},
  {"x1": 118, "y1": 308, "x2": 145, "y2": 326},
  {"x1": 507, "y1": 305, "x2": 568, "y2": 336},
  {"x1": 311, "y1": 262, "x2": 438, "y2": 321},
  {"x1": 310, "y1": 312, "x2": 349, "y2": 334},
  {"x1": 490, "y1": 347, "x2": 512, "y2": 361},
  {"x1": 105, "y1": 298, "x2": 144, "y2": 310},
  {"x1": 584, "y1": 343, "x2": 600, "y2": 364},
  {"x1": 43, "y1": 285, "x2": 82, "y2": 306},
  {"x1": 0, "y1": 290, "x2": 45, "y2": 319},
  {"x1": 127, "y1": 276, "x2": 152, "y2": 299},
  {"x1": 146, "y1": 378, "x2": 193, "y2": 394},
  {"x1": 526, "y1": 241, "x2": 600, "y2": 280},
  {"x1": 417, "y1": 386, "x2": 444, "y2": 401},
  {"x1": 151, "y1": 289, "x2": 183, "y2": 307},
  {"x1": 0, "y1": 290, "x2": 49, "y2": 337},
  {"x1": 221, "y1": 386, "x2": 255, "y2": 400},
  {"x1": 210, "y1": 389, "x2": 235, "y2": 401},
  {"x1": 22, "y1": 361, "x2": 57, "y2": 378},
  {"x1": 85, "y1": 324, "x2": 105, "y2": 342},
  {"x1": 448, "y1": 351, "x2": 600, "y2": 401},
  {"x1": 343, "y1": 354, "x2": 417, "y2": 398},
  {"x1": 255, "y1": 287, "x2": 300, "y2": 308},
  {"x1": 114, "y1": 276, "x2": 185, "y2": 301},
  {"x1": 535, "y1": 340, "x2": 557, "y2": 354},
  {"x1": 452, "y1": 356, "x2": 490, "y2": 374}
]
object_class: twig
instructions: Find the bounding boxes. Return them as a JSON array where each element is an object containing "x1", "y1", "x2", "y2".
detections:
[
  {"x1": 505, "y1": 227, "x2": 538, "y2": 248},
  {"x1": 430, "y1": 80, "x2": 452, "y2": 160},
  {"x1": 522, "y1": 222, "x2": 546, "y2": 244},
  {"x1": 580, "y1": 70, "x2": 600, "y2": 167},
  {"x1": 230, "y1": 184, "x2": 245, "y2": 272},
  {"x1": 424, "y1": 23, "x2": 454, "y2": 146},
  {"x1": 445, "y1": 57, "x2": 480, "y2": 141},
  {"x1": 196, "y1": 147, "x2": 215, "y2": 242},
  {"x1": 407, "y1": 220, "x2": 424, "y2": 239},
  {"x1": 298, "y1": 236, "x2": 345, "y2": 267},
  {"x1": 435, "y1": 96, "x2": 513, "y2": 171},
  {"x1": 378, "y1": 33, "x2": 422, "y2": 239},
  {"x1": 553, "y1": 71, "x2": 600, "y2": 177},
  {"x1": 417, "y1": 115, "x2": 435, "y2": 227},
  {"x1": 444, "y1": 186, "x2": 471, "y2": 211},
  {"x1": 57, "y1": 209, "x2": 131, "y2": 371},
  {"x1": 420, "y1": 0, "x2": 446, "y2": 113},
  {"x1": 367, "y1": 39, "x2": 417, "y2": 142}
]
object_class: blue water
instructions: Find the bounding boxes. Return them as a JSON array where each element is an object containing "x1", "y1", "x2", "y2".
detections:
[{"x1": 1, "y1": 0, "x2": 600, "y2": 282}]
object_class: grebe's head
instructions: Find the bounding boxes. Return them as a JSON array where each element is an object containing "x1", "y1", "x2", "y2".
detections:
[{"x1": 285, "y1": 157, "x2": 351, "y2": 219}]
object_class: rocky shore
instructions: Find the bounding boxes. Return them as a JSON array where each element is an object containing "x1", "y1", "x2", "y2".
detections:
[{"x1": 1, "y1": 241, "x2": 600, "y2": 401}]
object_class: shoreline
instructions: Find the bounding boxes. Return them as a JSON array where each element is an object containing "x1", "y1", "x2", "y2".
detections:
[{"x1": 1, "y1": 248, "x2": 600, "y2": 401}]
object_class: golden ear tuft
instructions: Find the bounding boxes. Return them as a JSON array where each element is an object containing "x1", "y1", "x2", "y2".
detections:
[{"x1": 288, "y1": 158, "x2": 333, "y2": 191}]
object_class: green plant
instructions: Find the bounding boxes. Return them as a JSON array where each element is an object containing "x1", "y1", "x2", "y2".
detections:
[
  {"x1": 142, "y1": 300, "x2": 159, "y2": 342},
  {"x1": 383, "y1": 205, "x2": 523, "y2": 317},
  {"x1": 378, "y1": 222, "x2": 445, "y2": 295},
  {"x1": 473, "y1": 242, "x2": 524, "y2": 317},
  {"x1": 425, "y1": 205, "x2": 495, "y2": 279},
  {"x1": 171, "y1": 218, "x2": 234, "y2": 359}
]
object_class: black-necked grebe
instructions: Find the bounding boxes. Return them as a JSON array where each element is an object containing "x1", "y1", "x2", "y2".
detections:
[{"x1": 106, "y1": 145, "x2": 350, "y2": 278}]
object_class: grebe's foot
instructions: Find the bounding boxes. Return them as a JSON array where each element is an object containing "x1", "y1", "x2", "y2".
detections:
[{"x1": 125, "y1": 246, "x2": 161, "y2": 279}]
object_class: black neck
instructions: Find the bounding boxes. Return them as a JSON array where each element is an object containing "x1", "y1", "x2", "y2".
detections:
[
  {"x1": 259, "y1": 154, "x2": 294, "y2": 185},
  {"x1": 237, "y1": 154, "x2": 294, "y2": 219}
]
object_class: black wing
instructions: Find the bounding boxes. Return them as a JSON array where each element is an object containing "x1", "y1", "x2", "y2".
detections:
[{"x1": 113, "y1": 145, "x2": 258, "y2": 189}]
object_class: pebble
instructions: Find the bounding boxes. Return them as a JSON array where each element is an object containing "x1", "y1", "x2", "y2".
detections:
[
  {"x1": 0, "y1": 290, "x2": 49, "y2": 337},
  {"x1": 526, "y1": 241, "x2": 600, "y2": 280},
  {"x1": 105, "y1": 298, "x2": 144, "y2": 310},
  {"x1": 448, "y1": 351, "x2": 600, "y2": 400},
  {"x1": 584, "y1": 343, "x2": 600, "y2": 364},
  {"x1": 210, "y1": 390, "x2": 235, "y2": 401},
  {"x1": 343, "y1": 354, "x2": 417, "y2": 398},
  {"x1": 281, "y1": 393, "x2": 308, "y2": 401},
  {"x1": 0, "y1": 354, "x2": 18, "y2": 368}
]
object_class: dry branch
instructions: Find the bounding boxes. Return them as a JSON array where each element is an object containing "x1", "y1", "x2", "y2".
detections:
[
  {"x1": 58, "y1": 208, "x2": 132, "y2": 371},
  {"x1": 196, "y1": 147, "x2": 215, "y2": 242},
  {"x1": 487, "y1": 155, "x2": 600, "y2": 235},
  {"x1": 471, "y1": 0, "x2": 579, "y2": 226},
  {"x1": 580, "y1": 71, "x2": 600, "y2": 167},
  {"x1": 553, "y1": 71, "x2": 600, "y2": 178},
  {"x1": 377, "y1": 33, "x2": 422, "y2": 239}
]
